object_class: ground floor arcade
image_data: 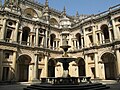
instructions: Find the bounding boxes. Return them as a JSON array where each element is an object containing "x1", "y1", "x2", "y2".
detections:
[{"x1": 0, "y1": 49, "x2": 120, "y2": 82}]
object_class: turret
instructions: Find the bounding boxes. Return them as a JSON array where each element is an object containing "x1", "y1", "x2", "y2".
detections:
[
  {"x1": 43, "y1": 0, "x2": 49, "y2": 23},
  {"x1": 2, "y1": 0, "x2": 21, "y2": 12},
  {"x1": 59, "y1": 6, "x2": 71, "y2": 29}
]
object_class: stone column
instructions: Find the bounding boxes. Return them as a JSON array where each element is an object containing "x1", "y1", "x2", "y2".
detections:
[
  {"x1": 0, "y1": 50, "x2": 3, "y2": 80},
  {"x1": 109, "y1": 29, "x2": 112, "y2": 42},
  {"x1": 35, "y1": 28, "x2": 39, "y2": 46},
  {"x1": 81, "y1": 38, "x2": 83, "y2": 48},
  {"x1": 93, "y1": 26, "x2": 96, "y2": 45},
  {"x1": 33, "y1": 53, "x2": 38, "y2": 80},
  {"x1": 94, "y1": 53, "x2": 99, "y2": 78},
  {"x1": 83, "y1": 28, "x2": 87, "y2": 47},
  {"x1": 19, "y1": 31, "x2": 22, "y2": 44},
  {"x1": 44, "y1": 54, "x2": 48, "y2": 77},
  {"x1": 44, "y1": 29, "x2": 48, "y2": 48},
  {"x1": 99, "y1": 33, "x2": 102, "y2": 44},
  {"x1": 29, "y1": 34, "x2": 33, "y2": 46},
  {"x1": 1, "y1": 18, "x2": 7, "y2": 41},
  {"x1": 77, "y1": 41, "x2": 79, "y2": 49},
  {"x1": 102, "y1": 33, "x2": 105, "y2": 44},
  {"x1": 12, "y1": 51, "x2": 17, "y2": 80},
  {"x1": 111, "y1": 19, "x2": 119, "y2": 40},
  {"x1": 85, "y1": 55, "x2": 89, "y2": 76},
  {"x1": 13, "y1": 20, "x2": 19, "y2": 43},
  {"x1": 116, "y1": 50, "x2": 120, "y2": 75}
]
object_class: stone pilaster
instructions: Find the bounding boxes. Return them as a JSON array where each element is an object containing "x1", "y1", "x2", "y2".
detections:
[
  {"x1": 35, "y1": 28, "x2": 39, "y2": 46},
  {"x1": 44, "y1": 28, "x2": 48, "y2": 48},
  {"x1": 0, "y1": 50, "x2": 3, "y2": 81},
  {"x1": 83, "y1": 28, "x2": 87, "y2": 47},
  {"x1": 1, "y1": 18, "x2": 7, "y2": 41},
  {"x1": 116, "y1": 50, "x2": 120, "y2": 75},
  {"x1": 44, "y1": 54, "x2": 48, "y2": 77},
  {"x1": 12, "y1": 51, "x2": 17, "y2": 81},
  {"x1": 92, "y1": 25, "x2": 97, "y2": 45},
  {"x1": 85, "y1": 55, "x2": 89, "y2": 76},
  {"x1": 33, "y1": 53, "x2": 38, "y2": 80},
  {"x1": 111, "y1": 18, "x2": 119, "y2": 40},
  {"x1": 13, "y1": 20, "x2": 19, "y2": 43},
  {"x1": 94, "y1": 53, "x2": 99, "y2": 78}
]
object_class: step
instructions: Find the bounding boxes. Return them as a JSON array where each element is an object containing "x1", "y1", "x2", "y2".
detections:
[{"x1": 24, "y1": 83, "x2": 110, "y2": 90}]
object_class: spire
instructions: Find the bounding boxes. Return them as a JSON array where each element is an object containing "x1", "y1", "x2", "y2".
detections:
[
  {"x1": 0, "y1": 0, "x2": 2, "y2": 7},
  {"x1": 63, "y1": 6, "x2": 66, "y2": 16},
  {"x1": 45, "y1": 0, "x2": 48, "y2": 7},
  {"x1": 76, "y1": 11, "x2": 79, "y2": 17}
]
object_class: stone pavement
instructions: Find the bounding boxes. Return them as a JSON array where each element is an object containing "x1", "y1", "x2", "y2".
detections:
[{"x1": 0, "y1": 80, "x2": 120, "y2": 90}]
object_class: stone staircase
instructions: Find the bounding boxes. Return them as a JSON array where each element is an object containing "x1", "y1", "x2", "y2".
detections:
[{"x1": 24, "y1": 83, "x2": 110, "y2": 90}]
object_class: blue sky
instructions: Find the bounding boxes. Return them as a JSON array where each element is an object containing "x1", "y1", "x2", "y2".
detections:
[
  {"x1": 38, "y1": 0, "x2": 120, "y2": 15},
  {"x1": 1, "y1": 0, "x2": 120, "y2": 15}
]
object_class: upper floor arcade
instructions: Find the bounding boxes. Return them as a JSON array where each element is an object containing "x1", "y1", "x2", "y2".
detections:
[{"x1": 0, "y1": 2, "x2": 120, "y2": 52}]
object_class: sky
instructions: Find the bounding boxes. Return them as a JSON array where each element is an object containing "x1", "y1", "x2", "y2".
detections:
[
  {"x1": 1, "y1": 0, "x2": 120, "y2": 16},
  {"x1": 38, "y1": 0, "x2": 120, "y2": 16}
]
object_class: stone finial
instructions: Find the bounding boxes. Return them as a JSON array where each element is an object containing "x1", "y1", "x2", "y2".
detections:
[
  {"x1": 63, "y1": 6, "x2": 66, "y2": 16},
  {"x1": 76, "y1": 11, "x2": 79, "y2": 17},
  {"x1": 45, "y1": 0, "x2": 48, "y2": 7},
  {"x1": 0, "y1": 0, "x2": 2, "y2": 7}
]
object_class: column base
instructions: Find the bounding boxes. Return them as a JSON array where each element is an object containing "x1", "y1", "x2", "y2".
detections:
[
  {"x1": 0, "y1": 39, "x2": 5, "y2": 42},
  {"x1": 32, "y1": 78, "x2": 40, "y2": 82}
]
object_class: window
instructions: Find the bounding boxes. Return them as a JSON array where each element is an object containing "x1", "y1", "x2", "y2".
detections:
[
  {"x1": 5, "y1": 53, "x2": 10, "y2": 59},
  {"x1": 8, "y1": 21, "x2": 13, "y2": 26},
  {"x1": 118, "y1": 18, "x2": 120, "y2": 22}
]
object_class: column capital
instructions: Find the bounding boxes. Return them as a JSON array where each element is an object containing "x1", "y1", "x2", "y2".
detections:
[
  {"x1": 15, "y1": 19, "x2": 19, "y2": 24},
  {"x1": 3, "y1": 16, "x2": 8, "y2": 20}
]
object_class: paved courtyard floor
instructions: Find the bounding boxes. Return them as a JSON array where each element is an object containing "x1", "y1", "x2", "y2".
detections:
[{"x1": 0, "y1": 81, "x2": 120, "y2": 90}]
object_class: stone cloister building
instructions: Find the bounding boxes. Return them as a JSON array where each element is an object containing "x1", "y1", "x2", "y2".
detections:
[{"x1": 0, "y1": 0, "x2": 120, "y2": 82}]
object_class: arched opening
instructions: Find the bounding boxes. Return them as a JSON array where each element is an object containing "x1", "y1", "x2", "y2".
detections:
[
  {"x1": 38, "y1": 28, "x2": 45, "y2": 47},
  {"x1": 50, "y1": 34, "x2": 56, "y2": 49},
  {"x1": 24, "y1": 8, "x2": 38, "y2": 18},
  {"x1": 101, "y1": 52, "x2": 116, "y2": 79},
  {"x1": 17, "y1": 55, "x2": 31, "y2": 82},
  {"x1": 76, "y1": 33, "x2": 82, "y2": 48},
  {"x1": 78, "y1": 58, "x2": 85, "y2": 76},
  {"x1": 22, "y1": 27, "x2": 30, "y2": 45},
  {"x1": 101, "y1": 25, "x2": 110, "y2": 43},
  {"x1": 48, "y1": 59, "x2": 55, "y2": 77},
  {"x1": 49, "y1": 18, "x2": 58, "y2": 27}
]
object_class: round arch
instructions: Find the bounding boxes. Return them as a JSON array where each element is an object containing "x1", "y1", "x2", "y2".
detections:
[
  {"x1": 75, "y1": 33, "x2": 82, "y2": 48},
  {"x1": 50, "y1": 34, "x2": 56, "y2": 48},
  {"x1": 22, "y1": 27, "x2": 30, "y2": 45},
  {"x1": 17, "y1": 54, "x2": 31, "y2": 82},
  {"x1": 77, "y1": 57, "x2": 85, "y2": 76},
  {"x1": 48, "y1": 59, "x2": 56, "y2": 77},
  {"x1": 24, "y1": 8, "x2": 38, "y2": 18},
  {"x1": 100, "y1": 52, "x2": 116, "y2": 79},
  {"x1": 50, "y1": 18, "x2": 58, "y2": 26},
  {"x1": 100, "y1": 24, "x2": 110, "y2": 43}
]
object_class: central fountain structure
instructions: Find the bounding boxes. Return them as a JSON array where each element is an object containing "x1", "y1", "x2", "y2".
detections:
[{"x1": 24, "y1": 33, "x2": 110, "y2": 90}]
